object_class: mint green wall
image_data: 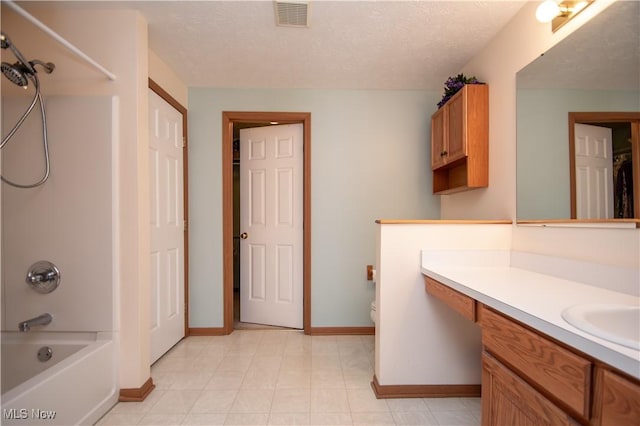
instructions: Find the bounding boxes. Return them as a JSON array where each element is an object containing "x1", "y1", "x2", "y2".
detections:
[
  {"x1": 516, "y1": 88, "x2": 639, "y2": 220},
  {"x1": 188, "y1": 88, "x2": 441, "y2": 327}
]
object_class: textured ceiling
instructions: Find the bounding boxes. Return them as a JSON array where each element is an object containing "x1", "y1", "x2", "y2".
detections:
[
  {"x1": 517, "y1": 0, "x2": 640, "y2": 90},
  {"x1": 22, "y1": 1, "x2": 527, "y2": 90}
]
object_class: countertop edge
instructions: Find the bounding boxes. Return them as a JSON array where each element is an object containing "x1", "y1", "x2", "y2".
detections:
[
  {"x1": 420, "y1": 266, "x2": 640, "y2": 380},
  {"x1": 376, "y1": 219, "x2": 513, "y2": 225}
]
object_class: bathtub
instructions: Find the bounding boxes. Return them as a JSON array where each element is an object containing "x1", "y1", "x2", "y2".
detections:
[{"x1": 1, "y1": 331, "x2": 117, "y2": 425}]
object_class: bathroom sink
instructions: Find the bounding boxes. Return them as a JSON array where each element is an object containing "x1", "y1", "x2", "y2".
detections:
[{"x1": 561, "y1": 304, "x2": 640, "y2": 350}]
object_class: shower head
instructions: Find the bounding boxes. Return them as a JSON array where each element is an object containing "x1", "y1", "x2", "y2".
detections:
[
  {"x1": 0, "y1": 33, "x2": 54, "y2": 89},
  {"x1": 0, "y1": 32, "x2": 36, "y2": 75},
  {"x1": 1, "y1": 62, "x2": 30, "y2": 88}
]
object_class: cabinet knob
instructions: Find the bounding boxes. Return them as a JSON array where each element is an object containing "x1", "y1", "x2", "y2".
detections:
[{"x1": 440, "y1": 151, "x2": 448, "y2": 157}]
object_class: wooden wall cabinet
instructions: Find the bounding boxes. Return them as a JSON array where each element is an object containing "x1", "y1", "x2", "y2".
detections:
[{"x1": 430, "y1": 84, "x2": 488, "y2": 194}]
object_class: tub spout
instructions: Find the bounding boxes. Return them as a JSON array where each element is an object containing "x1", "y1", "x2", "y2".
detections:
[{"x1": 18, "y1": 313, "x2": 53, "y2": 332}]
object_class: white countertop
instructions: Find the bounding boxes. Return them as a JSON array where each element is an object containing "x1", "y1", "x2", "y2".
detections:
[{"x1": 420, "y1": 251, "x2": 640, "y2": 379}]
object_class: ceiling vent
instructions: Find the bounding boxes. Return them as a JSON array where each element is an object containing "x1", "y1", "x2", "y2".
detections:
[{"x1": 274, "y1": 1, "x2": 310, "y2": 28}]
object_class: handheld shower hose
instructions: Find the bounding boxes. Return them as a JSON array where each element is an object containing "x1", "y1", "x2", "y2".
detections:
[{"x1": 1, "y1": 32, "x2": 55, "y2": 189}]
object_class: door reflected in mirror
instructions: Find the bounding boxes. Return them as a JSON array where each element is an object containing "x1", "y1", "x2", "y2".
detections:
[{"x1": 569, "y1": 113, "x2": 639, "y2": 219}]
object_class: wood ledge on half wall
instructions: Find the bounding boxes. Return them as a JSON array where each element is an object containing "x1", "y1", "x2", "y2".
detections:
[{"x1": 375, "y1": 219, "x2": 513, "y2": 225}]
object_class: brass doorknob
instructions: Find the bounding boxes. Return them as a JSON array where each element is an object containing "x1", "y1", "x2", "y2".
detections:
[{"x1": 240, "y1": 232, "x2": 248, "y2": 239}]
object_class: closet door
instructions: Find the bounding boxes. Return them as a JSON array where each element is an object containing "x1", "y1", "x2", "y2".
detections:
[{"x1": 149, "y1": 88, "x2": 185, "y2": 363}]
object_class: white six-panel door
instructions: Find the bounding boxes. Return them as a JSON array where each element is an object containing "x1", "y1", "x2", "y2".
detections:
[
  {"x1": 575, "y1": 123, "x2": 614, "y2": 219},
  {"x1": 240, "y1": 124, "x2": 303, "y2": 329},
  {"x1": 149, "y1": 89, "x2": 185, "y2": 362}
]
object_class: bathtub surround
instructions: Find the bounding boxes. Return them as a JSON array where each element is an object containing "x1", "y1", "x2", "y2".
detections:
[
  {"x1": 1, "y1": 96, "x2": 117, "y2": 330},
  {"x1": 1, "y1": 2, "x2": 152, "y2": 416},
  {"x1": 1, "y1": 95, "x2": 120, "y2": 423}
]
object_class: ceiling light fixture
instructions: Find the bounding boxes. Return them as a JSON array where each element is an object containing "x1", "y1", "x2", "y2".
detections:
[
  {"x1": 536, "y1": 0, "x2": 561, "y2": 22},
  {"x1": 536, "y1": 0, "x2": 593, "y2": 32}
]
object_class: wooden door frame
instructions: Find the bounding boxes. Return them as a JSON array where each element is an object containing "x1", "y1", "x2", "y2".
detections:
[
  {"x1": 222, "y1": 111, "x2": 311, "y2": 334},
  {"x1": 148, "y1": 78, "x2": 190, "y2": 337},
  {"x1": 568, "y1": 112, "x2": 640, "y2": 219}
]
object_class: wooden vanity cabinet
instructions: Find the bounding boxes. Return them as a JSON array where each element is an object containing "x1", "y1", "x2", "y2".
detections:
[
  {"x1": 430, "y1": 84, "x2": 488, "y2": 194},
  {"x1": 423, "y1": 275, "x2": 640, "y2": 426}
]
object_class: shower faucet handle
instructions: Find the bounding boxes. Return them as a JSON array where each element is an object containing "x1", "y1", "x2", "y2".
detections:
[{"x1": 26, "y1": 261, "x2": 60, "y2": 294}]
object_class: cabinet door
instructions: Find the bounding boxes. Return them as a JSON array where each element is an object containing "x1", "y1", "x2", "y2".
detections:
[
  {"x1": 482, "y1": 352, "x2": 579, "y2": 426},
  {"x1": 481, "y1": 307, "x2": 591, "y2": 418},
  {"x1": 431, "y1": 107, "x2": 447, "y2": 169},
  {"x1": 446, "y1": 91, "x2": 467, "y2": 163},
  {"x1": 593, "y1": 367, "x2": 640, "y2": 426}
]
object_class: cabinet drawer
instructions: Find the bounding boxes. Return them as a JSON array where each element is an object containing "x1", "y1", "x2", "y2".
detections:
[
  {"x1": 481, "y1": 307, "x2": 591, "y2": 419},
  {"x1": 424, "y1": 276, "x2": 476, "y2": 322}
]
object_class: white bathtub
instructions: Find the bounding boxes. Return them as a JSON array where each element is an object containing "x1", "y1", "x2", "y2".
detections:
[{"x1": 1, "y1": 331, "x2": 118, "y2": 425}]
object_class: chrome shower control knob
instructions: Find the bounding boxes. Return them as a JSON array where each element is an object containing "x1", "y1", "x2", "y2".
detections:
[{"x1": 26, "y1": 261, "x2": 60, "y2": 294}]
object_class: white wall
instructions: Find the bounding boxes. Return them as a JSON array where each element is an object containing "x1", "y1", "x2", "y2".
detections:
[
  {"x1": 149, "y1": 50, "x2": 188, "y2": 108},
  {"x1": 442, "y1": 0, "x2": 639, "y2": 274},
  {"x1": 375, "y1": 223, "x2": 512, "y2": 385},
  {"x1": 188, "y1": 88, "x2": 441, "y2": 327},
  {"x1": 0, "y1": 5, "x2": 151, "y2": 389}
]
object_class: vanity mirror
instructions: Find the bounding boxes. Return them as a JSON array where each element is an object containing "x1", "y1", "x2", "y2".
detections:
[{"x1": 516, "y1": 0, "x2": 639, "y2": 221}]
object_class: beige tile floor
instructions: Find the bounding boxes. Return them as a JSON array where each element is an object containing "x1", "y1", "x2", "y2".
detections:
[{"x1": 97, "y1": 331, "x2": 481, "y2": 425}]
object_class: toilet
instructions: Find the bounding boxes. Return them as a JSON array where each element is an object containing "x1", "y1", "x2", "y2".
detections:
[{"x1": 370, "y1": 300, "x2": 377, "y2": 324}]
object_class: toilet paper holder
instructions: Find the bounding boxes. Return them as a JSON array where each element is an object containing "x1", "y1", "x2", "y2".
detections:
[{"x1": 366, "y1": 265, "x2": 376, "y2": 281}]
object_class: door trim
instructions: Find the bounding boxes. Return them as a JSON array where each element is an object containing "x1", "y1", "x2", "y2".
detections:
[
  {"x1": 568, "y1": 112, "x2": 640, "y2": 219},
  {"x1": 222, "y1": 111, "x2": 311, "y2": 334},
  {"x1": 148, "y1": 78, "x2": 190, "y2": 337}
]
